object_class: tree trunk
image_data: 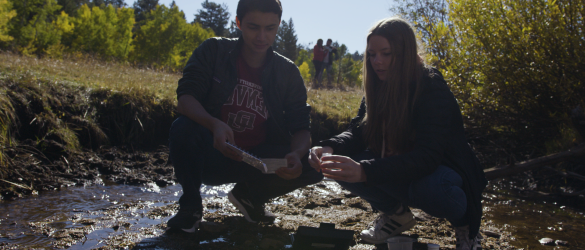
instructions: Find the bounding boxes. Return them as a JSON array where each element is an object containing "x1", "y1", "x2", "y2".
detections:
[{"x1": 484, "y1": 144, "x2": 585, "y2": 180}]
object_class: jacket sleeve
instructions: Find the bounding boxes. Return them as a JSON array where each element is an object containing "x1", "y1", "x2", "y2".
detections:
[
  {"x1": 283, "y1": 64, "x2": 311, "y2": 134},
  {"x1": 319, "y1": 97, "x2": 367, "y2": 155},
  {"x1": 176, "y1": 38, "x2": 218, "y2": 102},
  {"x1": 360, "y1": 80, "x2": 459, "y2": 185}
]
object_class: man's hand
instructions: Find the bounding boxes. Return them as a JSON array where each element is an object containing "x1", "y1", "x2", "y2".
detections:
[
  {"x1": 275, "y1": 152, "x2": 303, "y2": 180},
  {"x1": 320, "y1": 155, "x2": 366, "y2": 183},
  {"x1": 308, "y1": 146, "x2": 333, "y2": 172},
  {"x1": 211, "y1": 120, "x2": 242, "y2": 161}
]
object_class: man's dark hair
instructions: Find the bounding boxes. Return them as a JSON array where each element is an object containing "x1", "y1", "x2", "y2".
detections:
[
  {"x1": 327, "y1": 39, "x2": 332, "y2": 43},
  {"x1": 236, "y1": 0, "x2": 282, "y2": 21}
]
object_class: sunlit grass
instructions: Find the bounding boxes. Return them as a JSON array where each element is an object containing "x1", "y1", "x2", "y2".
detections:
[
  {"x1": 0, "y1": 52, "x2": 364, "y2": 148},
  {"x1": 307, "y1": 87, "x2": 363, "y2": 122},
  {"x1": 0, "y1": 52, "x2": 181, "y2": 101}
]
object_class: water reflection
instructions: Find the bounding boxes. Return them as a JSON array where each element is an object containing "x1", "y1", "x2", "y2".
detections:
[{"x1": 0, "y1": 182, "x2": 234, "y2": 249}]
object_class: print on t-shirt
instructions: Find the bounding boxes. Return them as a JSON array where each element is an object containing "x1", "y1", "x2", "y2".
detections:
[
  {"x1": 223, "y1": 81, "x2": 268, "y2": 132},
  {"x1": 220, "y1": 55, "x2": 269, "y2": 150}
]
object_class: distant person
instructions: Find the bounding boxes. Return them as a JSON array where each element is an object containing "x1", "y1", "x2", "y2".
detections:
[
  {"x1": 167, "y1": 0, "x2": 323, "y2": 233},
  {"x1": 312, "y1": 39, "x2": 326, "y2": 88},
  {"x1": 322, "y1": 39, "x2": 338, "y2": 88},
  {"x1": 308, "y1": 17, "x2": 486, "y2": 250}
]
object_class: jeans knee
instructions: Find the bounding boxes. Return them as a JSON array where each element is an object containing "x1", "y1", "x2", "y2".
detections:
[
  {"x1": 169, "y1": 116, "x2": 206, "y2": 145},
  {"x1": 409, "y1": 168, "x2": 467, "y2": 221}
]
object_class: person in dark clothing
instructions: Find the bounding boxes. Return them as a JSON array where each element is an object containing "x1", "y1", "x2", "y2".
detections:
[
  {"x1": 322, "y1": 38, "x2": 338, "y2": 87},
  {"x1": 308, "y1": 17, "x2": 486, "y2": 250},
  {"x1": 168, "y1": 0, "x2": 323, "y2": 233}
]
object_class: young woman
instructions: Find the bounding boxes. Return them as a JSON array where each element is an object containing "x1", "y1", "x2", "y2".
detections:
[
  {"x1": 308, "y1": 17, "x2": 486, "y2": 250},
  {"x1": 312, "y1": 39, "x2": 326, "y2": 88}
]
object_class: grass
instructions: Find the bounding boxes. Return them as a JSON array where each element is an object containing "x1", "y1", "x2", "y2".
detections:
[
  {"x1": 0, "y1": 51, "x2": 363, "y2": 124},
  {"x1": 0, "y1": 52, "x2": 181, "y2": 101},
  {"x1": 0, "y1": 51, "x2": 364, "y2": 169}
]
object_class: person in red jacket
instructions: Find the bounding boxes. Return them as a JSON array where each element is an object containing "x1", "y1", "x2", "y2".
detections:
[{"x1": 312, "y1": 39, "x2": 326, "y2": 88}]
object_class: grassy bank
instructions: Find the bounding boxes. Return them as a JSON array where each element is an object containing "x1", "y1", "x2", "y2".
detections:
[{"x1": 0, "y1": 52, "x2": 361, "y2": 170}]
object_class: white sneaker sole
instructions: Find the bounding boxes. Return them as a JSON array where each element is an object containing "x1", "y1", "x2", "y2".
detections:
[
  {"x1": 228, "y1": 191, "x2": 255, "y2": 223},
  {"x1": 361, "y1": 218, "x2": 417, "y2": 244},
  {"x1": 180, "y1": 220, "x2": 201, "y2": 233}
]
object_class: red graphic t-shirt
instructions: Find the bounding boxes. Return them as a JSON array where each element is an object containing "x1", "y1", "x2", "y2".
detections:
[{"x1": 220, "y1": 55, "x2": 269, "y2": 150}]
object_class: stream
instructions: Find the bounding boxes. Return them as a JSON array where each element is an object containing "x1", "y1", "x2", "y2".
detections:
[{"x1": 0, "y1": 180, "x2": 583, "y2": 249}]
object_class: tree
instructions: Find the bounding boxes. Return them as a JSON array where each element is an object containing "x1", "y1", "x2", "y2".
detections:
[
  {"x1": 132, "y1": 0, "x2": 158, "y2": 24},
  {"x1": 132, "y1": 4, "x2": 214, "y2": 70},
  {"x1": 226, "y1": 20, "x2": 240, "y2": 38},
  {"x1": 273, "y1": 18, "x2": 298, "y2": 61},
  {"x1": 57, "y1": 0, "x2": 126, "y2": 16},
  {"x1": 0, "y1": 0, "x2": 16, "y2": 43},
  {"x1": 7, "y1": 0, "x2": 73, "y2": 55},
  {"x1": 419, "y1": 0, "x2": 585, "y2": 154},
  {"x1": 390, "y1": 0, "x2": 450, "y2": 68},
  {"x1": 193, "y1": 0, "x2": 229, "y2": 37},
  {"x1": 68, "y1": 4, "x2": 134, "y2": 60}
]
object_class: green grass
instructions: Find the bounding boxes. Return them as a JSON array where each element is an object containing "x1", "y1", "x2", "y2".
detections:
[{"x1": 0, "y1": 52, "x2": 181, "y2": 101}]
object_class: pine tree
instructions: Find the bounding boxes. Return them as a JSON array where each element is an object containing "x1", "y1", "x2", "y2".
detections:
[
  {"x1": 274, "y1": 18, "x2": 298, "y2": 61},
  {"x1": 132, "y1": 0, "x2": 158, "y2": 24},
  {"x1": 226, "y1": 20, "x2": 240, "y2": 38},
  {"x1": 193, "y1": 0, "x2": 230, "y2": 37}
]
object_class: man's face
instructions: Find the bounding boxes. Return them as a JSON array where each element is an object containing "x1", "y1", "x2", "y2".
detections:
[
  {"x1": 326, "y1": 40, "x2": 332, "y2": 46},
  {"x1": 236, "y1": 11, "x2": 280, "y2": 55}
]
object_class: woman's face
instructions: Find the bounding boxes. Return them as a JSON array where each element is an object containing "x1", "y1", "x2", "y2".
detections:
[{"x1": 367, "y1": 35, "x2": 393, "y2": 81}]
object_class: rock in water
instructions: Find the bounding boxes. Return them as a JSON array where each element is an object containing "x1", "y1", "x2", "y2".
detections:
[{"x1": 539, "y1": 238, "x2": 555, "y2": 246}]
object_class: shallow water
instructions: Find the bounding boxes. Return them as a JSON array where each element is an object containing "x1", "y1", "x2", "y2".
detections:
[
  {"x1": 1, "y1": 180, "x2": 584, "y2": 249},
  {"x1": 482, "y1": 182, "x2": 585, "y2": 249},
  {"x1": 0, "y1": 181, "x2": 234, "y2": 249}
]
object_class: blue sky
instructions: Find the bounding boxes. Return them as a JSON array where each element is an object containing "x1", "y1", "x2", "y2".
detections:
[{"x1": 124, "y1": 0, "x2": 397, "y2": 54}]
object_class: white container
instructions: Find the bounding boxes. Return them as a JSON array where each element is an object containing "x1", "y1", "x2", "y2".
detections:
[
  {"x1": 386, "y1": 236, "x2": 415, "y2": 250},
  {"x1": 427, "y1": 243, "x2": 440, "y2": 250}
]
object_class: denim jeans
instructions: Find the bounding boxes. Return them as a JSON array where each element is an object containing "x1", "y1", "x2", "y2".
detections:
[
  {"x1": 169, "y1": 116, "x2": 323, "y2": 211},
  {"x1": 337, "y1": 150, "x2": 469, "y2": 227}
]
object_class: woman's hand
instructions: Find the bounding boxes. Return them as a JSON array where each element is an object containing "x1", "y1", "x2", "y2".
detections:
[
  {"x1": 320, "y1": 155, "x2": 367, "y2": 183},
  {"x1": 308, "y1": 146, "x2": 333, "y2": 172}
]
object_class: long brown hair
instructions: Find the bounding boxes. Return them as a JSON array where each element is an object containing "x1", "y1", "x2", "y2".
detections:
[{"x1": 362, "y1": 17, "x2": 426, "y2": 156}]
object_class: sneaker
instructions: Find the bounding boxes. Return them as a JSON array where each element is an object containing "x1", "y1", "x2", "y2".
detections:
[
  {"x1": 455, "y1": 225, "x2": 483, "y2": 250},
  {"x1": 167, "y1": 208, "x2": 202, "y2": 233},
  {"x1": 228, "y1": 187, "x2": 275, "y2": 223},
  {"x1": 360, "y1": 207, "x2": 416, "y2": 244}
]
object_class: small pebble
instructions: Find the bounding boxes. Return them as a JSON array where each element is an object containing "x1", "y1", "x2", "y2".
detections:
[
  {"x1": 555, "y1": 240, "x2": 568, "y2": 246},
  {"x1": 539, "y1": 237, "x2": 555, "y2": 246}
]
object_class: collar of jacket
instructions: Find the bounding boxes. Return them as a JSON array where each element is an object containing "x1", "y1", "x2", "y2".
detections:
[{"x1": 228, "y1": 35, "x2": 276, "y2": 68}]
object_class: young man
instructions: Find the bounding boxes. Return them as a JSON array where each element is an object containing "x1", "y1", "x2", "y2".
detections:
[
  {"x1": 167, "y1": 0, "x2": 323, "y2": 233},
  {"x1": 322, "y1": 39, "x2": 337, "y2": 87}
]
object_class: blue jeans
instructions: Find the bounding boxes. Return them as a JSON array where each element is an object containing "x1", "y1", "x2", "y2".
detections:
[
  {"x1": 337, "y1": 150, "x2": 469, "y2": 227},
  {"x1": 169, "y1": 116, "x2": 323, "y2": 211}
]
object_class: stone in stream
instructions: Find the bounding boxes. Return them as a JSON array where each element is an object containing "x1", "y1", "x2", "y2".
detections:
[
  {"x1": 539, "y1": 237, "x2": 555, "y2": 246},
  {"x1": 555, "y1": 240, "x2": 569, "y2": 246}
]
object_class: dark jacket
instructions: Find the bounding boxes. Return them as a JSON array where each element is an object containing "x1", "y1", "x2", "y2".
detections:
[
  {"x1": 320, "y1": 68, "x2": 487, "y2": 238},
  {"x1": 176, "y1": 37, "x2": 311, "y2": 145}
]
